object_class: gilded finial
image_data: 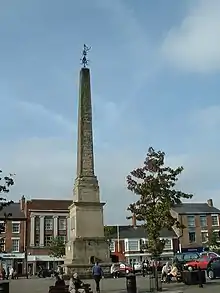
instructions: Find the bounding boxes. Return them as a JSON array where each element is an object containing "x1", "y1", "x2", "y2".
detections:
[{"x1": 80, "y1": 44, "x2": 91, "y2": 68}]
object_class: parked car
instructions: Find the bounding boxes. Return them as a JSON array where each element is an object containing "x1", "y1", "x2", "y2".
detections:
[
  {"x1": 200, "y1": 251, "x2": 220, "y2": 259},
  {"x1": 184, "y1": 255, "x2": 211, "y2": 271},
  {"x1": 173, "y1": 252, "x2": 200, "y2": 266},
  {"x1": 206, "y1": 257, "x2": 220, "y2": 279},
  {"x1": 37, "y1": 268, "x2": 53, "y2": 278},
  {"x1": 119, "y1": 262, "x2": 133, "y2": 275},
  {"x1": 133, "y1": 262, "x2": 142, "y2": 272}
]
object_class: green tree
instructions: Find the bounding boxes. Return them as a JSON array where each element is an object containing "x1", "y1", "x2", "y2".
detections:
[
  {"x1": 104, "y1": 226, "x2": 117, "y2": 253},
  {"x1": 208, "y1": 229, "x2": 220, "y2": 253},
  {"x1": 49, "y1": 237, "x2": 66, "y2": 258},
  {"x1": 127, "y1": 147, "x2": 193, "y2": 257},
  {"x1": 0, "y1": 171, "x2": 14, "y2": 251}
]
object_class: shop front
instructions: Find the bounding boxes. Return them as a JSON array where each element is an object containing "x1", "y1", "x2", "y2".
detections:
[
  {"x1": 0, "y1": 253, "x2": 25, "y2": 275},
  {"x1": 27, "y1": 255, "x2": 64, "y2": 275}
]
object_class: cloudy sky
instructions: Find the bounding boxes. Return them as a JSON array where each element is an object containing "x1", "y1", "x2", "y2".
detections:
[{"x1": 1, "y1": 0, "x2": 220, "y2": 224}]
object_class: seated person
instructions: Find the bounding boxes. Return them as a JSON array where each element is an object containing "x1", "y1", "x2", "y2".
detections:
[
  {"x1": 54, "y1": 273, "x2": 65, "y2": 287},
  {"x1": 166, "y1": 264, "x2": 178, "y2": 283},
  {"x1": 69, "y1": 273, "x2": 85, "y2": 293},
  {"x1": 161, "y1": 262, "x2": 170, "y2": 282}
]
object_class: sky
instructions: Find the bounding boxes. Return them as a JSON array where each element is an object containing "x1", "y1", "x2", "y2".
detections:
[{"x1": 0, "y1": 0, "x2": 220, "y2": 224}]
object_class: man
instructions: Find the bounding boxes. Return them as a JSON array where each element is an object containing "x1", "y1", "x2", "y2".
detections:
[
  {"x1": 69, "y1": 273, "x2": 85, "y2": 293},
  {"x1": 92, "y1": 262, "x2": 103, "y2": 293}
]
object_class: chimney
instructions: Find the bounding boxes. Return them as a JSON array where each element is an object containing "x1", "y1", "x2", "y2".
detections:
[
  {"x1": 207, "y1": 199, "x2": 213, "y2": 207},
  {"x1": 132, "y1": 214, "x2": 137, "y2": 227},
  {"x1": 20, "y1": 195, "x2": 25, "y2": 211}
]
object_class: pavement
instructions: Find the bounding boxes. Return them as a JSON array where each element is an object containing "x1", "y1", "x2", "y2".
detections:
[{"x1": 5, "y1": 275, "x2": 220, "y2": 293}]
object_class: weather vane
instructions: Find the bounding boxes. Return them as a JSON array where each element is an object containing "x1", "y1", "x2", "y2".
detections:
[{"x1": 80, "y1": 44, "x2": 91, "y2": 68}]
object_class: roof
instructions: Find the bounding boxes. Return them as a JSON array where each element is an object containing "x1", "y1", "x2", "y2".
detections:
[
  {"x1": 0, "y1": 203, "x2": 26, "y2": 220},
  {"x1": 27, "y1": 199, "x2": 72, "y2": 211},
  {"x1": 171, "y1": 203, "x2": 220, "y2": 215},
  {"x1": 110, "y1": 226, "x2": 177, "y2": 239}
]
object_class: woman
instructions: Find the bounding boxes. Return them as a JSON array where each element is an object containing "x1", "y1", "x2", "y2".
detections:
[
  {"x1": 166, "y1": 263, "x2": 178, "y2": 283},
  {"x1": 161, "y1": 262, "x2": 170, "y2": 282},
  {"x1": 69, "y1": 273, "x2": 85, "y2": 293},
  {"x1": 110, "y1": 264, "x2": 119, "y2": 279}
]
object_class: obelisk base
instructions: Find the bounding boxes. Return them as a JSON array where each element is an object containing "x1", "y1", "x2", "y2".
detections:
[{"x1": 63, "y1": 237, "x2": 111, "y2": 278}]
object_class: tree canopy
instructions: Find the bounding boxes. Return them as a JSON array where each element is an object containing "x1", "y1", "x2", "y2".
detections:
[
  {"x1": 0, "y1": 170, "x2": 14, "y2": 211},
  {"x1": 127, "y1": 147, "x2": 193, "y2": 257},
  {"x1": 104, "y1": 226, "x2": 117, "y2": 240},
  {"x1": 49, "y1": 237, "x2": 66, "y2": 259},
  {"x1": 208, "y1": 229, "x2": 220, "y2": 253}
]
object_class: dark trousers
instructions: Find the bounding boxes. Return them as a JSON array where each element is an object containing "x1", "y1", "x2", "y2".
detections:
[{"x1": 94, "y1": 275, "x2": 101, "y2": 292}]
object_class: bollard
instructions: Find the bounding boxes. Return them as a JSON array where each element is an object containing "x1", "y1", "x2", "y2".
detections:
[
  {"x1": 126, "y1": 274, "x2": 137, "y2": 293},
  {"x1": 0, "y1": 281, "x2": 9, "y2": 293},
  {"x1": 198, "y1": 267, "x2": 203, "y2": 288}
]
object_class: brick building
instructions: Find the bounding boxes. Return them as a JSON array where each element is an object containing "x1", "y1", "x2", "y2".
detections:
[
  {"x1": 109, "y1": 217, "x2": 178, "y2": 264},
  {"x1": 171, "y1": 199, "x2": 220, "y2": 252},
  {"x1": 25, "y1": 198, "x2": 72, "y2": 275},
  {"x1": 0, "y1": 198, "x2": 27, "y2": 275}
]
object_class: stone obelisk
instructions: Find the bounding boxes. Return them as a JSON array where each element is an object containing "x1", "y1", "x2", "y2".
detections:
[{"x1": 64, "y1": 45, "x2": 111, "y2": 276}]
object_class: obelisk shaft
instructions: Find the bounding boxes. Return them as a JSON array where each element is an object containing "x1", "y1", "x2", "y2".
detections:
[{"x1": 76, "y1": 68, "x2": 95, "y2": 178}]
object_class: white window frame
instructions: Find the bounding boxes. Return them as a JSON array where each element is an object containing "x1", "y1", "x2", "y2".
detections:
[
  {"x1": 213, "y1": 230, "x2": 220, "y2": 242},
  {"x1": 187, "y1": 215, "x2": 195, "y2": 227},
  {"x1": 124, "y1": 239, "x2": 140, "y2": 252},
  {"x1": 200, "y1": 215, "x2": 207, "y2": 227},
  {"x1": 109, "y1": 240, "x2": 115, "y2": 252},
  {"x1": 58, "y1": 218, "x2": 67, "y2": 231},
  {"x1": 161, "y1": 238, "x2": 173, "y2": 250},
  {"x1": 58, "y1": 235, "x2": 66, "y2": 244},
  {"x1": 0, "y1": 238, "x2": 5, "y2": 252},
  {"x1": 11, "y1": 237, "x2": 20, "y2": 252},
  {"x1": 44, "y1": 218, "x2": 53, "y2": 231},
  {"x1": 201, "y1": 230, "x2": 209, "y2": 243},
  {"x1": 0, "y1": 221, "x2": 6, "y2": 233},
  {"x1": 44, "y1": 235, "x2": 53, "y2": 246},
  {"x1": 12, "y1": 221, "x2": 20, "y2": 234},
  {"x1": 211, "y1": 214, "x2": 219, "y2": 227}
]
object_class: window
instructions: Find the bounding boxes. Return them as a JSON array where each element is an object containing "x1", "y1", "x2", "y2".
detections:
[
  {"x1": 0, "y1": 222, "x2": 5, "y2": 233},
  {"x1": 58, "y1": 218, "x2": 66, "y2": 231},
  {"x1": 45, "y1": 218, "x2": 53, "y2": 231},
  {"x1": 58, "y1": 236, "x2": 66, "y2": 244},
  {"x1": 12, "y1": 222, "x2": 20, "y2": 233},
  {"x1": 187, "y1": 215, "x2": 195, "y2": 227},
  {"x1": 213, "y1": 231, "x2": 220, "y2": 242},
  {"x1": 125, "y1": 240, "x2": 139, "y2": 251},
  {"x1": 109, "y1": 241, "x2": 115, "y2": 252},
  {"x1": 201, "y1": 231, "x2": 208, "y2": 243},
  {"x1": 0, "y1": 239, "x2": 5, "y2": 252},
  {"x1": 164, "y1": 239, "x2": 172, "y2": 250},
  {"x1": 189, "y1": 231, "x2": 196, "y2": 243},
  {"x1": 44, "y1": 235, "x2": 53, "y2": 246},
  {"x1": 35, "y1": 217, "x2": 40, "y2": 231},
  {"x1": 35, "y1": 234, "x2": 40, "y2": 247},
  {"x1": 200, "y1": 215, "x2": 207, "y2": 227},
  {"x1": 211, "y1": 215, "x2": 219, "y2": 226},
  {"x1": 12, "y1": 239, "x2": 20, "y2": 252}
]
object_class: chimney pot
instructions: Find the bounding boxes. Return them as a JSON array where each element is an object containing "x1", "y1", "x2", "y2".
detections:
[
  {"x1": 132, "y1": 214, "x2": 136, "y2": 227},
  {"x1": 20, "y1": 195, "x2": 25, "y2": 211},
  {"x1": 207, "y1": 199, "x2": 213, "y2": 207}
]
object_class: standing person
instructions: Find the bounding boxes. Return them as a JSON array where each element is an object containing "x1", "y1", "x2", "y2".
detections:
[
  {"x1": 92, "y1": 262, "x2": 103, "y2": 293},
  {"x1": 110, "y1": 264, "x2": 118, "y2": 279},
  {"x1": 6, "y1": 267, "x2": 9, "y2": 280},
  {"x1": 9, "y1": 267, "x2": 14, "y2": 279},
  {"x1": 161, "y1": 262, "x2": 170, "y2": 282}
]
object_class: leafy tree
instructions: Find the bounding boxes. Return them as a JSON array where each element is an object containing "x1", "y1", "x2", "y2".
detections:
[
  {"x1": 104, "y1": 226, "x2": 117, "y2": 250},
  {"x1": 49, "y1": 237, "x2": 66, "y2": 258},
  {"x1": 208, "y1": 229, "x2": 220, "y2": 253},
  {"x1": 127, "y1": 147, "x2": 193, "y2": 257},
  {"x1": 0, "y1": 171, "x2": 14, "y2": 251}
]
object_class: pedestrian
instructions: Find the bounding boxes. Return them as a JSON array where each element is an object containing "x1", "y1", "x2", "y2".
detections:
[
  {"x1": 6, "y1": 267, "x2": 9, "y2": 280},
  {"x1": 69, "y1": 273, "x2": 85, "y2": 293},
  {"x1": 9, "y1": 267, "x2": 14, "y2": 279},
  {"x1": 92, "y1": 262, "x2": 103, "y2": 293},
  {"x1": 110, "y1": 263, "x2": 119, "y2": 279}
]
